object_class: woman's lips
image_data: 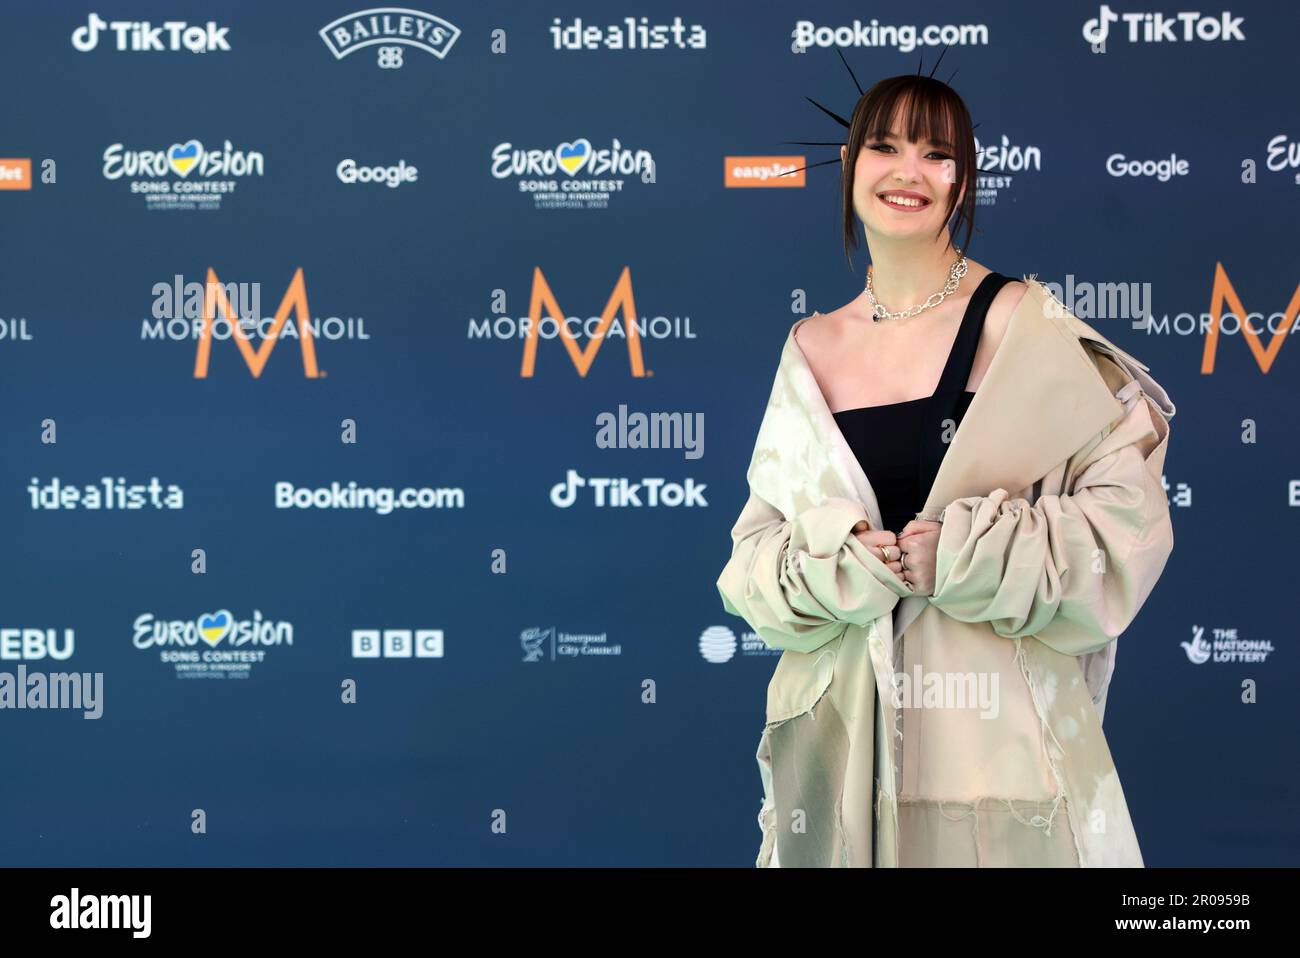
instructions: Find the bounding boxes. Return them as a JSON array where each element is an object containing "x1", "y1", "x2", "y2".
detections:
[{"x1": 877, "y1": 192, "x2": 931, "y2": 212}]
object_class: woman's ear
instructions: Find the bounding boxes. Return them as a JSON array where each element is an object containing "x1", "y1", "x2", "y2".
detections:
[{"x1": 840, "y1": 144, "x2": 847, "y2": 166}]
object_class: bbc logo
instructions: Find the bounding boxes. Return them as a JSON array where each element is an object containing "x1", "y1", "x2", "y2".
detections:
[{"x1": 352, "y1": 629, "x2": 444, "y2": 658}]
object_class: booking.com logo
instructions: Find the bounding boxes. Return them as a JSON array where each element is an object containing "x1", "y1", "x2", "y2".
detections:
[{"x1": 274, "y1": 481, "x2": 465, "y2": 514}]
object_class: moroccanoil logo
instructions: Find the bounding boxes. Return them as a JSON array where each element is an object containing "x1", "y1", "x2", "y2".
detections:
[
  {"x1": 193, "y1": 268, "x2": 319, "y2": 378},
  {"x1": 1148, "y1": 263, "x2": 1300, "y2": 374},
  {"x1": 521, "y1": 266, "x2": 644, "y2": 377},
  {"x1": 1200, "y1": 263, "x2": 1300, "y2": 375},
  {"x1": 466, "y1": 267, "x2": 697, "y2": 377},
  {"x1": 141, "y1": 268, "x2": 370, "y2": 378}
]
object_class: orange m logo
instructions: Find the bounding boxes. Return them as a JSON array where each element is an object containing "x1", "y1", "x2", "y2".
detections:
[
  {"x1": 520, "y1": 266, "x2": 646, "y2": 377},
  {"x1": 194, "y1": 267, "x2": 320, "y2": 378},
  {"x1": 1202, "y1": 262, "x2": 1300, "y2": 374}
]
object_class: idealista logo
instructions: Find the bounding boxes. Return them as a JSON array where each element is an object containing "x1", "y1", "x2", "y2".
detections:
[
  {"x1": 550, "y1": 16, "x2": 706, "y2": 50},
  {"x1": 103, "y1": 139, "x2": 263, "y2": 211},
  {"x1": 319, "y1": 8, "x2": 459, "y2": 68},
  {"x1": 1181, "y1": 624, "x2": 1273, "y2": 665},
  {"x1": 133, "y1": 609, "x2": 293, "y2": 679},
  {"x1": 141, "y1": 268, "x2": 371, "y2": 379},
  {"x1": 1082, "y1": 5, "x2": 1244, "y2": 51},
  {"x1": 29, "y1": 477, "x2": 183, "y2": 510},
  {"x1": 491, "y1": 138, "x2": 656, "y2": 211},
  {"x1": 72, "y1": 13, "x2": 230, "y2": 52},
  {"x1": 520, "y1": 626, "x2": 621, "y2": 662},
  {"x1": 352, "y1": 629, "x2": 444, "y2": 658},
  {"x1": 468, "y1": 267, "x2": 696, "y2": 377},
  {"x1": 549, "y1": 469, "x2": 707, "y2": 508}
]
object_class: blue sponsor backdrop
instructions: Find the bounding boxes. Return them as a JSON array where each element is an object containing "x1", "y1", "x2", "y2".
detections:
[{"x1": 0, "y1": 0, "x2": 1295, "y2": 866}]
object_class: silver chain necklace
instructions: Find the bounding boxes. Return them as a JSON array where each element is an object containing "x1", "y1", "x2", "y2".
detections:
[{"x1": 864, "y1": 251, "x2": 968, "y2": 322}]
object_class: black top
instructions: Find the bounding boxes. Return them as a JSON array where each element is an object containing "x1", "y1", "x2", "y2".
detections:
[{"x1": 832, "y1": 272, "x2": 1014, "y2": 533}]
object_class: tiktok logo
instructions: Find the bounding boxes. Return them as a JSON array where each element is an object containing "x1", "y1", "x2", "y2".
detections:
[
  {"x1": 1082, "y1": 4, "x2": 1119, "y2": 47},
  {"x1": 1083, "y1": 5, "x2": 1245, "y2": 52},
  {"x1": 548, "y1": 469, "x2": 707, "y2": 508},
  {"x1": 550, "y1": 469, "x2": 586, "y2": 507},
  {"x1": 72, "y1": 13, "x2": 232, "y2": 52}
]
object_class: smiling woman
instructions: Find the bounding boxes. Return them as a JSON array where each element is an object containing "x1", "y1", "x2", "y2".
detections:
[
  {"x1": 835, "y1": 72, "x2": 978, "y2": 269},
  {"x1": 717, "y1": 61, "x2": 1176, "y2": 868}
]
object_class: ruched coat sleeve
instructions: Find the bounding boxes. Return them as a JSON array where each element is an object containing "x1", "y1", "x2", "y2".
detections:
[
  {"x1": 716, "y1": 491, "x2": 913, "y2": 655},
  {"x1": 926, "y1": 372, "x2": 1173, "y2": 658}
]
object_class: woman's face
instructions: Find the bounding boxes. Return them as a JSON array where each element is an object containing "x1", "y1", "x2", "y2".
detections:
[{"x1": 841, "y1": 117, "x2": 962, "y2": 242}]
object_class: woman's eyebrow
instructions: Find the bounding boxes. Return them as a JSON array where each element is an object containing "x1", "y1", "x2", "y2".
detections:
[{"x1": 875, "y1": 132, "x2": 956, "y2": 150}]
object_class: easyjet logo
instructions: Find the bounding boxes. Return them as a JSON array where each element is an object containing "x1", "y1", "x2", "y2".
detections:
[
  {"x1": 195, "y1": 268, "x2": 321, "y2": 378},
  {"x1": 0, "y1": 159, "x2": 32, "y2": 190},
  {"x1": 1201, "y1": 263, "x2": 1300, "y2": 375},
  {"x1": 520, "y1": 266, "x2": 647, "y2": 377},
  {"x1": 723, "y1": 156, "x2": 805, "y2": 188}
]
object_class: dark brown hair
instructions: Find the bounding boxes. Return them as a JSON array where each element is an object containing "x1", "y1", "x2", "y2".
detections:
[{"x1": 840, "y1": 74, "x2": 977, "y2": 268}]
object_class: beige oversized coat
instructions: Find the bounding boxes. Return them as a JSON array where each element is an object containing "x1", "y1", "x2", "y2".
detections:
[{"x1": 716, "y1": 277, "x2": 1175, "y2": 867}]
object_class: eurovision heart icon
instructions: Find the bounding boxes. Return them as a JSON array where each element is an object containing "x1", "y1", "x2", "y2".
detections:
[
  {"x1": 555, "y1": 139, "x2": 591, "y2": 176},
  {"x1": 167, "y1": 140, "x2": 204, "y2": 177},
  {"x1": 197, "y1": 610, "x2": 233, "y2": 647}
]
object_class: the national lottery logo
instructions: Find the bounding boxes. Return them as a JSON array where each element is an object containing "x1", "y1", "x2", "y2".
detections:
[
  {"x1": 72, "y1": 13, "x2": 231, "y2": 53},
  {"x1": 133, "y1": 610, "x2": 293, "y2": 680},
  {"x1": 1181, "y1": 625, "x2": 1274, "y2": 666},
  {"x1": 490, "y1": 138, "x2": 657, "y2": 211},
  {"x1": 319, "y1": 8, "x2": 460, "y2": 69},
  {"x1": 102, "y1": 139, "x2": 264, "y2": 212},
  {"x1": 520, "y1": 627, "x2": 621, "y2": 663},
  {"x1": 548, "y1": 469, "x2": 707, "y2": 508}
]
